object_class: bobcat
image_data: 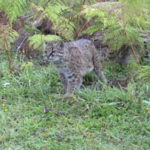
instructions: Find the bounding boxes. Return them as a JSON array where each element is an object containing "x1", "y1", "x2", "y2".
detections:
[{"x1": 43, "y1": 39, "x2": 107, "y2": 93}]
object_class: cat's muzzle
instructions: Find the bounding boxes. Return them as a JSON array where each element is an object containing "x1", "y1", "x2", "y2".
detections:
[{"x1": 43, "y1": 56, "x2": 49, "y2": 62}]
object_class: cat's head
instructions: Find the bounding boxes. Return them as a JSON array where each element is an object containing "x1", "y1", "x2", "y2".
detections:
[{"x1": 43, "y1": 41, "x2": 64, "y2": 63}]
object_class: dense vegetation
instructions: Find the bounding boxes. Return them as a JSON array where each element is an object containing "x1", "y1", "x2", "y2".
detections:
[{"x1": 0, "y1": 0, "x2": 150, "y2": 149}]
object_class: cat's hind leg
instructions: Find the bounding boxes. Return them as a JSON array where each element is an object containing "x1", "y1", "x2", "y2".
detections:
[{"x1": 93, "y1": 55, "x2": 107, "y2": 84}]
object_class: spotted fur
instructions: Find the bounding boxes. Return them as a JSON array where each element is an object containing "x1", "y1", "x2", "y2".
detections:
[{"x1": 43, "y1": 39, "x2": 107, "y2": 93}]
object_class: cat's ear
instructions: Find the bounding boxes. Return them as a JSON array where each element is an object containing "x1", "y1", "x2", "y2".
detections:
[
  {"x1": 45, "y1": 41, "x2": 48, "y2": 45},
  {"x1": 43, "y1": 42, "x2": 47, "y2": 49},
  {"x1": 60, "y1": 41, "x2": 64, "y2": 48}
]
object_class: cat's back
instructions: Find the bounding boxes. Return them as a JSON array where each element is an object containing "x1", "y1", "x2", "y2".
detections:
[
  {"x1": 63, "y1": 39, "x2": 97, "y2": 75},
  {"x1": 63, "y1": 39, "x2": 95, "y2": 57},
  {"x1": 67, "y1": 39, "x2": 93, "y2": 50},
  {"x1": 70, "y1": 39, "x2": 91, "y2": 46}
]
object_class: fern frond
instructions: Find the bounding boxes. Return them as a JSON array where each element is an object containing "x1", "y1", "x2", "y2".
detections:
[
  {"x1": 80, "y1": 1, "x2": 149, "y2": 51},
  {"x1": 28, "y1": 34, "x2": 62, "y2": 49},
  {"x1": 105, "y1": 25, "x2": 142, "y2": 51},
  {"x1": 0, "y1": 0, "x2": 27, "y2": 23},
  {"x1": 0, "y1": 24, "x2": 18, "y2": 50},
  {"x1": 45, "y1": 3, "x2": 75, "y2": 40},
  {"x1": 83, "y1": 24, "x2": 103, "y2": 35}
]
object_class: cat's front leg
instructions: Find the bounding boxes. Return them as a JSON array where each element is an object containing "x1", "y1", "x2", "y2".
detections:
[
  {"x1": 65, "y1": 72, "x2": 82, "y2": 94},
  {"x1": 60, "y1": 72, "x2": 68, "y2": 94}
]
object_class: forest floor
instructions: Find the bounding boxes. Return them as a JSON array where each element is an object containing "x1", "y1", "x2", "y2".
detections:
[{"x1": 0, "y1": 54, "x2": 150, "y2": 150}]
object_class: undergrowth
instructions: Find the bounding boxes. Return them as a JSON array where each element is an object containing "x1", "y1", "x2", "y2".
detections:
[
  {"x1": 0, "y1": 54, "x2": 150, "y2": 150},
  {"x1": 0, "y1": 0, "x2": 150, "y2": 149}
]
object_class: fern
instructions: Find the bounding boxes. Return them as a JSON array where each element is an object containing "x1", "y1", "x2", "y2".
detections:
[
  {"x1": 28, "y1": 34, "x2": 62, "y2": 49},
  {"x1": 80, "y1": 1, "x2": 150, "y2": 51},
  {"x1": 45, "y1": 3, "x2": 75, "y2": 40},
  {"x1": 0, "y1": 0, "x2": 27, "y2": 23},
  {"x1": 84, "y1": 24, "x2": 103, "y2": 35},
  {"x1": 0, "y1": 24, "x2": 18, "y2": 50},
  {"x1": 30, "y1": 2, "x2": 76, "y2": 40},
  {"x1": 0, "y1": 0, "x2": 27, "y2": 52},
  {"x1": 105, "y1": 24, "x2": 142, "y2": 51}
]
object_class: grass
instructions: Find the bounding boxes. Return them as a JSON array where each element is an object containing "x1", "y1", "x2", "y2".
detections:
[{"x1": 0, "y1": 55, "x2": 150, "y2": 150}]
